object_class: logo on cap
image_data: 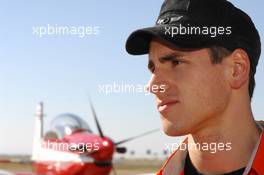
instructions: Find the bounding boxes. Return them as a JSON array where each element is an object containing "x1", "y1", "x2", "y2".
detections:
[{"x1": 156, "y1": 15, "x2": 184, "y2": 25}]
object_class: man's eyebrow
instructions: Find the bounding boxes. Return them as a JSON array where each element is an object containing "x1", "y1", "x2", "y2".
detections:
[{"x1": 158, "y1": 52, "x2": 185, "y2": 63}]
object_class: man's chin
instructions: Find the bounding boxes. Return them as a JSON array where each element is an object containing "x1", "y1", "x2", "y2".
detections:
[
  {"x1": 160, "y1": 115, "x2": 190, "y2": 136},
  {"x1": 163, "y1": 126, "x2": 189, "y2": 136}
]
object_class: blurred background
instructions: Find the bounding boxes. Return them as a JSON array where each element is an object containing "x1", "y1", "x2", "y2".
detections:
[{"x1": 0, "y1": 0, "x2": 263, "y2": 174}]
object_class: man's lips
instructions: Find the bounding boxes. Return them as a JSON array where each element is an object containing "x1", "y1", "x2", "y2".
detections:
[{"x1": 157, "y1": 99, "x2": 179, "y2": 112}]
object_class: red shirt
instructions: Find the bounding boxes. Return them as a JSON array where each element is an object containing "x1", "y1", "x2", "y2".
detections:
[{"x1": 156, "y1": 121, "x2": 264, "y2": 175}]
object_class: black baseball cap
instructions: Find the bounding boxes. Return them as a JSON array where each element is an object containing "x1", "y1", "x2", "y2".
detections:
[{"x1": 126, "y1": 0, "x2": 261, "y2": 72}]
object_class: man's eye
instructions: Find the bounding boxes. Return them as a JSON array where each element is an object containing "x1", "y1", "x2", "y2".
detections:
[{"x1": 171, "y1": 60, "x2": 183, "y2": 66}]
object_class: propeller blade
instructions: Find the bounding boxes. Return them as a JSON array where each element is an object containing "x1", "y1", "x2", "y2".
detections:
[
  {"x1": 89, "y1": 99, "x2": 104, "y2": 138},
  {"x1": 115, "y1": 128, "x2": 160, "y2": 146}
]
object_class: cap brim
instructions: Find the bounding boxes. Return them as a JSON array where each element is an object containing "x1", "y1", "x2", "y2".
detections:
[{"x1": 126, "y1": 25, "x2": 217, "y2": 55}]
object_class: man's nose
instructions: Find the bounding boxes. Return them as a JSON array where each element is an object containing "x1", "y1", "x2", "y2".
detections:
[{"x1": 146, "y1": 74, "x2": 169, "y2": 95}]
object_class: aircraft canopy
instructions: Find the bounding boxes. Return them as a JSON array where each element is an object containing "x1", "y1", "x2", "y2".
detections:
[{"x1": 48, "y1": 113, "x2": 92, "y2": 139}]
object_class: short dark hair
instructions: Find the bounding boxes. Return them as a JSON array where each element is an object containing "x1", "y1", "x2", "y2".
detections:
[{"x1": 208, "y1": 46, "x2": 256, "y2": 99}]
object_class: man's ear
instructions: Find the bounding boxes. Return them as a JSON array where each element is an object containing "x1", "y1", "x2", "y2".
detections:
[{"x1": 228, "y1": 48, "x2": 250, "y2": 89}]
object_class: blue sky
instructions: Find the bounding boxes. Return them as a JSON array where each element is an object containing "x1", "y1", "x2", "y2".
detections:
[{"x1": 0, "y1": 0, "x2": 263, "y2": 156}]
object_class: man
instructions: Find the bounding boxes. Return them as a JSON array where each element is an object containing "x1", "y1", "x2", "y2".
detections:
[{"x1": 125, "y1": 0, "x2": 263, "y2": 175}]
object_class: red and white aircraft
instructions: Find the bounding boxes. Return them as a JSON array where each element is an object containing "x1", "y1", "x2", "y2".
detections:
[{"x1": 0, "y1": 102, "x2": 159, "y2": 175}]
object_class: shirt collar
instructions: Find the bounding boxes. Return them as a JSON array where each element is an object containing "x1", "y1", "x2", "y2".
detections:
[
  {"x1": 159, "y1": 121, "x2": 264, "y2": 175},
  {"x1": 247, "y1": 122, "x2": 264, "y2": 174}
]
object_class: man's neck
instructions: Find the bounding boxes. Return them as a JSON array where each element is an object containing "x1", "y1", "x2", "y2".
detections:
[{"x1": 187, "y1": 99, "x2": 261, "y2": 175}]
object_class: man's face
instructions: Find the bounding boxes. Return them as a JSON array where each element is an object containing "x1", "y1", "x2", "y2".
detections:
[{"x1": 148, "y1": 40, "x2": 231, "y2": 136}]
